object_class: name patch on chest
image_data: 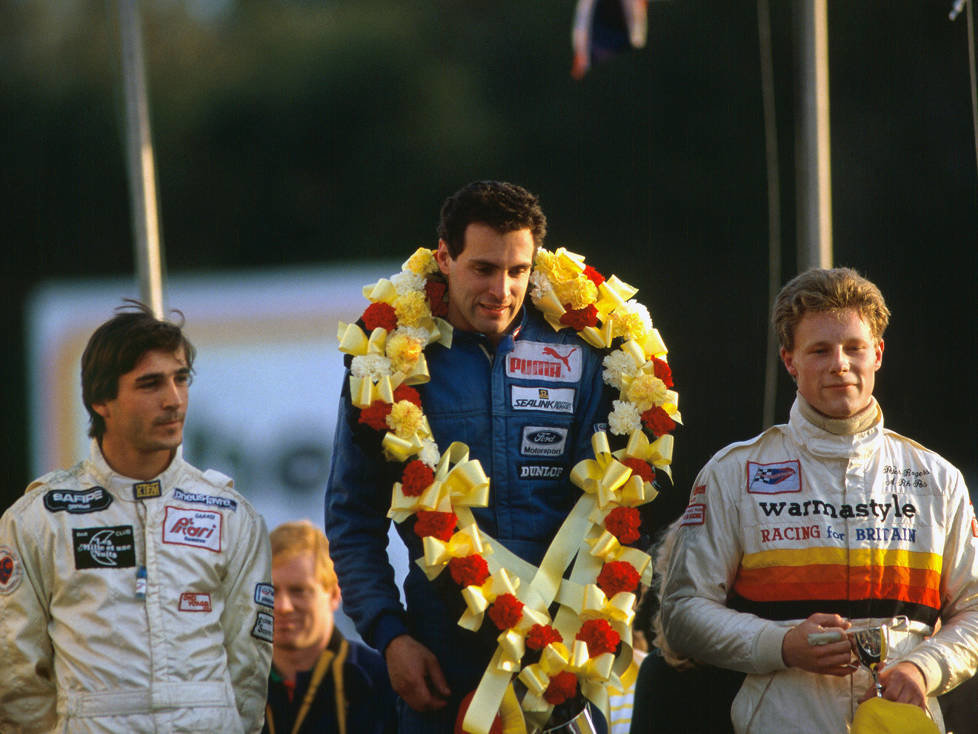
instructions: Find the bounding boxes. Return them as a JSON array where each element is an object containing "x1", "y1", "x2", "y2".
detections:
[
  {"x1": 73, "y1": 526, "x2": 136, "y2": 569},
  {"x1": 506, "y1": 341, "x2": 582, "y2": 382},
  {"x1": 163, "y1": 507, "x2": 223, "y2": 552},
  {"x1": 518, "y1": 463, "x2": 566, "y2": 480},
  {"x1": 511, "y1": 386, "x2": 575, "y2": 413},
  {"x1": 179, "y1": 592, "x2": 213, "y2": 612},
  {"x1": 173, "y1": 487, "x2": 238, "y2": 512},
  {"x1": 747, "y1": 460, "x2": 802, "y2": 494},
  {"x1": 520, "y1": 426, "x2": 568, "y2": 457},
  {"x1": 44, "y1": 487, "x2": 113, "y2": 514}
]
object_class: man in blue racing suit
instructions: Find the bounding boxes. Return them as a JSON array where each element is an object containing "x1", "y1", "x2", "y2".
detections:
[{"x1": 325, "y1": 181, "x2": 616, "y2": 733}]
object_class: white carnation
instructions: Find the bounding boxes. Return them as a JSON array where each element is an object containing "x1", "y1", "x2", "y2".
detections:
[
  {"x1": 602, "y1": 349, "x2": 635, "y2": 391},
  {"x1": 608, "y1": 400, "x2": 642, "y2": 436},
  {"x1": 391, "y1": 270, "x2": 425, "y2": 295},
  {"x1": 529, "y1": 270, "x2": 554, "y2": 302},
  {"x1": 351, "y1": 354, "x2": 392, "y2": 380},
  {"x1": 419, "y1": 439, "x2": 441, "y2": 468}
]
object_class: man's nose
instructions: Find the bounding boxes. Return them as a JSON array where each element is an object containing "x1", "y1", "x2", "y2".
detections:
[
  {"x1": 275, "y1": 592, "x2": 293, "y2": 613},
  {"x1": 829, "y1": 348, "x2": 849, "y2": 373},
  {"x1": 161, "y1": 378, "x2": 184, "y2": 407}
]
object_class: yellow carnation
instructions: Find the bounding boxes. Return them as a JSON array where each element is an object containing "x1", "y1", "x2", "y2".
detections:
[
  {"x1": 611, "y1": 301, "x2": 652, "y2": 341},
  {"x1": 403, "y1": 248, "x2": 439, "y2": 276},
  {"x1": 626, "y1": 373, "x2": 668, "y2": 412},
  {"x1": 387, "y1": 400, "x2": 425, "y2": 439},
  {"x1": 393, "y1": 291, "x2": 429, "y2": 327},
  {"x1": 553, "y1": 275, "x2": 598, "y2": 310},
  {"x1": 386, "y1": 331, "x2": 424, "y2": 373}
]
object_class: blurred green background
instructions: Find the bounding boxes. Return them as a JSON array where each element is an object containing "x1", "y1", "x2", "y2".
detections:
[{"x1": 2, "y1": 0, "x2": 975, "y2": 518}]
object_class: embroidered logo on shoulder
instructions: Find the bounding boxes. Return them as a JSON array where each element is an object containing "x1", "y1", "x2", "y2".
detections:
[
  {"x1": 44, "y1": 487, "x2": 113, "y2": 514},
  {"x1": 511, "y1": 385, "x2": 575, "y2": 413},
  {"x1": 0, "y1": 545, "x2": 24, "y2": 594},
  {"x1": 252, "y1": 611, "x2": 274, "y2": 643},
  {"x1": 132, "y1": 480, "x2": 162, "y2": 500},
  {"x1": 520, "y1": 426, "x2": 569, "y2": 457},
  {"x1": 72, "y1": 526, "x2": 136, "y2": 569},
  {"x1": 747, "y1": 460, "x2": 802, "y2": 494},
  {"x1": 178, "y1": 592, "x2": 212, "y2": 612},
  {"x1": 680, "y1": 503, "x2": 705, "y2": 526},
  {"x1": 506, "y1": 341, "x2": 583, "y2": 382},
  {"x1": 173, "y1": 487, "x2": 238, "y2": 512},
  {"x1": 163, "y1": 507, "x2": 223, "y2": 553},
  {"x1": 691, "y1": 484, "x2": 706, "y2": 499},
  {"x1": 254, "y1": 582, "x2": 274, "y2": 608}
]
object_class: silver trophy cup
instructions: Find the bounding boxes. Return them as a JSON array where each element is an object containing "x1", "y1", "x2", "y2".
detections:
[{"x1": 851, "y1": 625, "x2": 889, "y2": 697}]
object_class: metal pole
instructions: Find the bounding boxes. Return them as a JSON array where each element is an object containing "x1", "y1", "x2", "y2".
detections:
[
  {"x1": 795, "y1": 0, "x2": 834, "y2": 271},
  {"x1": 119, "y1": 0, "x2": 166, "y2": 318}
]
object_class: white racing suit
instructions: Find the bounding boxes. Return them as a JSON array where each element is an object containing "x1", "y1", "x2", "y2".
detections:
[
  {"x1": 661, "y1": 399, "x2": 978, "y2": 733},
  {"x1": 0, "y1": 440, "x2": 273, "y2": 733}
]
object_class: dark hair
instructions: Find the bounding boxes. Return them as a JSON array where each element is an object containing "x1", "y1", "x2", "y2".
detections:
[
  {"x1": 436, "y1": 180, "x2": 547, "y2": 258},
  {"x1": 81, "y1": 300, "x2": 196, "y2": 439}
]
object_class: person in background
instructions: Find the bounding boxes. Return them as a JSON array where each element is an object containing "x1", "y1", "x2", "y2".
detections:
[
  {"x1": 264, "y1": 519, "x2": 396, "y2": 734},
  {"x1": 0, "y1": 300, "x2": 273, "y2": 733},
  {"x1": 660, "y1": 268, "x2": 978, "y2": 733}
]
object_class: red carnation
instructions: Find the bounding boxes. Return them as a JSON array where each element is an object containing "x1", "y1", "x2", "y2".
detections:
[
  {"x1": 576, "y1": 619, "x2": 620, "y2": 658},
  {"x1": 621, "y1": 457, "x2": 654, "y2": 484},
  {"x1": 449, "y1": 554, "x2": 490, "y2": 587},
  {"x1": 596, "y1": 561, "x2": 641, "y2": 598},
  {"x1": 413, "y1": 511, "x2": 457, "y2": 542},
  {"x1": 604, "y1": 506, "x2": 641, "y2": 545},
  {"x1": 543, "y1": 671, "x2": 578, "y2": 706},
  {"x1": 652, "y1": 357, "x2": 674, "y2": 388},
  {"x1": 488, "y1": 593, "x2": 524, "y2": 630},
  {"x1": 526, "y1": 624, "x2": 563, "y2": 651},
  {"x1": 559, "y1": 303, "x2": 599, "y2": 330},
  {"x1": 393, "y1": 384, "x2": 422, "y2": 406},
  {"x1": 401, "y1": 460, "x2": 435, "y2": 497},
  {"x1": 583, "y1": 265, "x2": 605, "y2": 287},
  {"x1": 641, "y1": 406, "x2": 676, "y2": 437},
  {"x1": 358, "y1": 400, "x2": 392, "y2": 431},
  {"x1": 425, "y1": 279, "x2": 449, "y2": 317},
  {"x1": 362, "y1": 301, "x2": 398, "y2": 331}
]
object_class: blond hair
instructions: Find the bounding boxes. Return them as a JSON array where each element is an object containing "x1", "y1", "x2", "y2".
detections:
[
  {"x1": 772, "y1": 267, "x2": 890, "y2": 351},
  {"x1": 269, "y1": 519, "x2": 338, "y2": 591}
]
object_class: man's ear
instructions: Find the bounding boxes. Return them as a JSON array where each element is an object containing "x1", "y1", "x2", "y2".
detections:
[
  {"x1": 435, "y1": 240, "x2": 452, "y2": 277},
  {"x1": 329, "y1": 586, "x2": 342, "y2": 612},
  {"x1": 780, "y1": 347, "x2": 798, "y2": 379},
  {"x1": 91, "y1": 401, "x2": 111, "y2": 420}
]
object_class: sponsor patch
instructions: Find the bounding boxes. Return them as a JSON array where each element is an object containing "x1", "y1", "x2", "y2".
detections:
[
  {"x1": 252, "y1": 611, "x2": 274, "y2": 643},
  {"x1": 178, "y1": 592, "x2": 212, "y2": 612},
  {"x1": 680, "y1": 503, "x2": 705, "y2": 527},
  {"x1": 73, "y1": 526, "x2": 136, "y2": 569},
  {"x1": 0, "y1": 545, "x2": 24, "y2": 594},
  {"x1": 747, "y1": 460, "x2": 802, "y2": 494},
  {"x1": 254, "y1": 582, "x2": 275, "y2": 608},
  {"x1": 511, "y1": 385, "x2": 575, "y2": 414},
  {"x1": 162, "y1": 507, "x2": 223, "y2": 553},
  {"x1": 520, "y1": 426, "x2": 568, "y2": 457},
  {"x1": 132, "y1": 480, "x2": 162, "y2": 500},
  {"x1": 691, "y1": 484, "x2": 706, "y2": 498},
  {"x1": 506, "y1": 341, "x2": 582, "y2": 382},
  {"x1": 43, "y1": 487, "x2": 113, "y2": 514},
  {"x1": 518, "y1": 463, "x2": 566, "y2": 480},
  {"x1": 173, "y1": 487, "x2": 238, "y2": 512}
]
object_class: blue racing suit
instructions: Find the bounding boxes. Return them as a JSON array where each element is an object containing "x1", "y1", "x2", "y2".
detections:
[{"x1": 324, "y1": 306, "x2": 613, "y2": 729}]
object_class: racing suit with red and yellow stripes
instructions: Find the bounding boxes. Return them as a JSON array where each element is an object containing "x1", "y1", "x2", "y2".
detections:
[{"x1": 661, "y1": 398, "x2": 978, "y2": 733}]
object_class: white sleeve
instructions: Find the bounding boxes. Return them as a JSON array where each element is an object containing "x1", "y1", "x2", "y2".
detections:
[{"x1": 660, "y1": 460, "x2": 790, "y2": 675}]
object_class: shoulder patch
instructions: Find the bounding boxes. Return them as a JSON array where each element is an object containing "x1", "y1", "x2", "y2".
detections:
[
  {"x1": 172, "y1": 487, "x2": 238, "y2": 512},
  {"x1": 680, "y1": 503, "x2": 705, "y2": 527},
  {"x1": 0, "y1": 545, "x2": 24, "y2": 594},
  {"x1": 44, "y1": 487, "x2": 113, "y2": 514},
  {"x1": 252, "y1": 611, "x2": 274, "y2": 643},
  {"x1": 506, "y1": 341, "x2": 583, "y2": 382},
  {"x1": 747, "y1": 460, "x2": 802, "y2": 494},
  {"x1": 254, "y1": 582, "x2": 274, "y2": 608}
]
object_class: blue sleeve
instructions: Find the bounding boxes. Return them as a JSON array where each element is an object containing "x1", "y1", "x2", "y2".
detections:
[{"x1": 324, "y1": 376, "x2": 408, "y2": 652}]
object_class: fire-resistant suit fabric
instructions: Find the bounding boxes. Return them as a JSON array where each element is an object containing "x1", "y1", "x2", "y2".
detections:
[
  {"x1": 324, "y1": 306, "x2": 614, "y2": 730},
  {"x1": 0, "y1": 440, "x2": 274, "y2": 734},
  {"x1": 661, "y1": 399, "x2": 978, "y2": 734}
]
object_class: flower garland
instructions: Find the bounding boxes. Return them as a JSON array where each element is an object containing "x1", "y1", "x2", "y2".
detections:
[{"x1": 337, "y1": 246, "x2": 681, "y2": 734}]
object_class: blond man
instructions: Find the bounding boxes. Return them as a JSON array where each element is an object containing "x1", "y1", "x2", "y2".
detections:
[{"x1": 264, "y1": 520, "x2": 395, "y2": 734}]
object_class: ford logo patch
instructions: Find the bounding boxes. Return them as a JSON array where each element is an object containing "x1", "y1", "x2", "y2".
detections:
[{"x1": 528, "y1": 430, "x2": 560, "y2": 444}]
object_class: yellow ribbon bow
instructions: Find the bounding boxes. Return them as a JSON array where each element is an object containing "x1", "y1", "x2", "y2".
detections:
[
  {"x1": 570, "y1": 432, "x2": 633, "y2": 509},
  {"x1": 459, "y1": 567, "x2": 520, "y2": 632},
  {"x1": 388, "y1": 442, "x2": 489, "y2": 523}
]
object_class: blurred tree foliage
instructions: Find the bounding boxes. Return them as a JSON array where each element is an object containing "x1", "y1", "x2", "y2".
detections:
[{"x1": 2, "y1": 0, "x2": 975, "y2": 515}]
